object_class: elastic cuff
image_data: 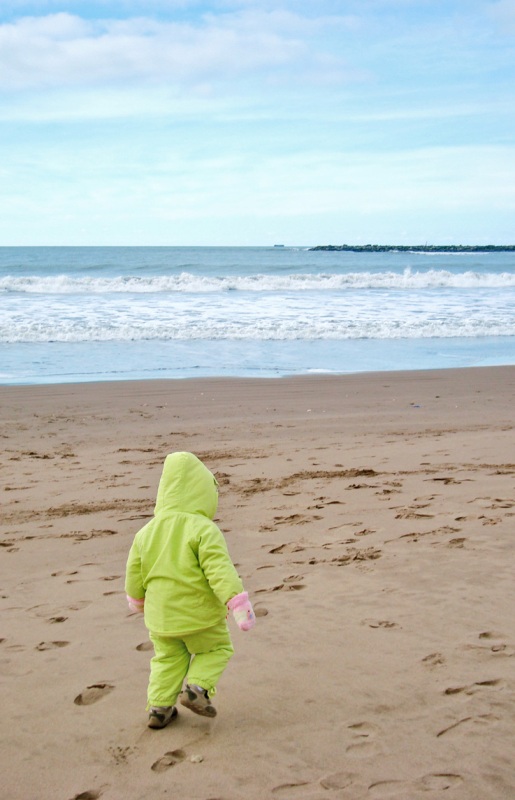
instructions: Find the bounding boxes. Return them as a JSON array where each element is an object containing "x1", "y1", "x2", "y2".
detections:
[{"x1": 147, "y1": 696, "x2": 179, "y2": 710}]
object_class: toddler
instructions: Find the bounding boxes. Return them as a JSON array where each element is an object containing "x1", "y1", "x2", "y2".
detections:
[{"x1": 125, "y1": 451, "x2": 255, "y2": 728}]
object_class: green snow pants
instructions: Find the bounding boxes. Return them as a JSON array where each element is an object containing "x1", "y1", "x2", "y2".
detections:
[{"x1": 147, "y1": 619, "x2": 234, "y2": 708}]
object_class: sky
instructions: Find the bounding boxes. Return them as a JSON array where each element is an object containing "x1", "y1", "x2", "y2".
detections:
[{"x1": 0, "y1": 0, "x2": 514, "y2": 246}]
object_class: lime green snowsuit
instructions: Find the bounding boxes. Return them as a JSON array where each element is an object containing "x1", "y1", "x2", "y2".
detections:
[{"x1": 125, "y1": 451, "x2": 244, "y2": 708}]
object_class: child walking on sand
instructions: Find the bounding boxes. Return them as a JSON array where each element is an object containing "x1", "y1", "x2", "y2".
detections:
[{"x1": 125, "y1": 451, "x2": 255, "y2": 728}]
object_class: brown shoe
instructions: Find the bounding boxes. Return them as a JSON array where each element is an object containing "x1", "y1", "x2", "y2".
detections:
[
  {"x1": 148, "y1": 705, "x2": 178, "y2": 729},
  {"x1": 180, "y1": 684, "x2": 217, "y2": 717}
]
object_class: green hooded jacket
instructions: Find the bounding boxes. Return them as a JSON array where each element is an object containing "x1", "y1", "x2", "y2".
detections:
[{"x1": 125, "y1": 451, "x2": 244, "y2": 636}]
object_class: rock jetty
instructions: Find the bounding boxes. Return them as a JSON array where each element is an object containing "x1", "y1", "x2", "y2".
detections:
[{"x1": 309, "y1": 244, "x2": 515, "y2": 252}]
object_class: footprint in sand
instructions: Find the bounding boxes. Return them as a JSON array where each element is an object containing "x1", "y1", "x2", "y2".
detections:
[
  {"x1": 489, "y1": 498, "x2": 514, "y2": 509},
  {"x1": 479, "y1": 630, "x2": 504, "y2": 640},
  {"x1": 319, "y1": 771, "x2": 357, "y2": 790},
  {"x1": 272, "y1": 773, "x2": 358, "y2": 795},
  {"x1": 487, "y1": 643, "x2": 514, "y2": 655},
  {"x1": 255, "y1": 584, "x2": 284, "y2": 594},
  {"x1": 436, "y1": 713, "x2": 499, "y2": 738},
  {"x1": 151, "y1": 749, "x2": 186, "y2": 773},
  {"x1": 462, "y1": 632, "x2": 515, "y2": 658},
  {"x1": 369, "y1": 773, "x2": 463, "y2": 796},
  {"x1": 74, "y1": 683, "x2": 115, "y2": 706},
  {"x1": 35, "y1": 641, "x2": 70, "y2": 651},
  {"x1": 444, "y1": 678, "x2": 504, "y2": 696},
  {"x1": 51, "y1": 570, "x2": 79, "y2": 577},
  {"x1": 329, "y1": 547, "x2": 382, "y2": 567},
  {"x1": 271, "y1": 782, "x2": 310, "y2": 796},
  {"x1": 394, "y1": 509, "x2": 434, "y2": 520},
  {"x1": 362, "y1": 619, "x2": 399, "y2": 629},
  {"x1": 465, "y1": 642, "x2": 515, "y2": 657},
  {"x1": 268, "y1": 542, "x2": 306, "y2": 554},
  {"x1": 109, "y1": 746, "x2": 134, "y2": 765},
  {"x1": 255, "y1": 583, "x2": 306, "y2": 594},
  {"x1": 67, "y1": 601, "x2": 91, "y2": 611},
  {"x1": 0, "y1": 542, "x2": 18, "y2": 553},
  {"x1": 479, "y1": 515, "x2": 502, "y2": 525},
  {"x1": 29, "y1": 600, "x2": 91, "y2": 623},
  {"x1": 69, "y1": 792, "x2": 102, "y2": 800},
  {"x1": 479, "y1": 631, "x2": 515, "y2": 656},
  {"x1": 346, "y1": 721, "x2": 381, "y2": 757},
  {"x1": 422, "y1": 652, "x2": 446, "y2": 668},
  {"x1": 418, "y1": 773, "x2": 463, "y2": 791},
  {"x1": 368, "y1": 779, "x2": 410, "y2": 798},
  {"x1": 446, "y1": 537, "x2": 467, "y2": 548}
]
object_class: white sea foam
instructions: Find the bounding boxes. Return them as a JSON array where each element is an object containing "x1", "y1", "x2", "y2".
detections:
[
  {"x1": 1, "y1": 248, "x2": 514, "y2": 383},
  {"x1": 2, "y1": 315, "x2": 514, "y2": 343},
  {"x1": 2, "y1": 268, "x2": 515, "y2": 294}
]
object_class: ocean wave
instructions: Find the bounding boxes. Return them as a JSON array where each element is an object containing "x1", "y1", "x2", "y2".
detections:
[
  {"x1": 2, "y1": 317, "x2": 514, "y2": 343},
  {"x1": 2, "y1": 268, "x2": 515, "y2": 294}
]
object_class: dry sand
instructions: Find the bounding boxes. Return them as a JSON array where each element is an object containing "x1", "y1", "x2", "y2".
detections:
[{"x1": 1, "y1": 366, "x2": 514, "y2": 800}]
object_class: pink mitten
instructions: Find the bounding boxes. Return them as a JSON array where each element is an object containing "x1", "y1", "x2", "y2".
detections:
[
  {"x1": 227, "y1": 591, "x2": 255, "y2": 631},
  {"x1": 127, "y1": 594, "x2": 145, "y2": 613}
]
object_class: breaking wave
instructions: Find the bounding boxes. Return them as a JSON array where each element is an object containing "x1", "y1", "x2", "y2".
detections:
[{"x1": 2, "y1": 268, "x2": 515, "y2": 294}]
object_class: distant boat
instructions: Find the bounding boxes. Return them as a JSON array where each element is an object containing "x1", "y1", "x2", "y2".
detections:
[{"x1": 273, "y1": 244, "x2": 285, "y2": 248}]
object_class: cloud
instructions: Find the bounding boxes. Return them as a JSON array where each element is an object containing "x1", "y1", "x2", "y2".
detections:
[
  {"x1": 1, "y1": 2, "x2": 513, "y2": 246},
  {"x1": 0, "y1": 0, "x2": 198, "y2": 14},
  {"x1": 0, "y1": 10, "x2": 357, "y2": 91}
]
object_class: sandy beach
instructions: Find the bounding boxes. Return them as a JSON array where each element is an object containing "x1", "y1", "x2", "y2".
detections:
[{"x1": 1, "y1": 366, "x2": 514, "y2": 800}]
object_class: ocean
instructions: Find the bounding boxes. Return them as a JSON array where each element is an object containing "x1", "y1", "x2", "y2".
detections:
[{"x1": 1, "y1": 246, "x2": 514, "y2": 385}]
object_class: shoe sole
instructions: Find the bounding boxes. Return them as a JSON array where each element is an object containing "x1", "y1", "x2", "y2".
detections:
[{"x1": 180, "y1": 690, "x2": 217, "y2": 718}]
